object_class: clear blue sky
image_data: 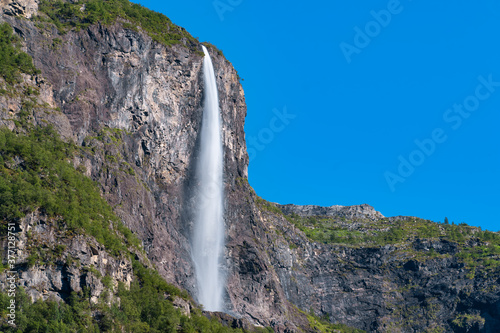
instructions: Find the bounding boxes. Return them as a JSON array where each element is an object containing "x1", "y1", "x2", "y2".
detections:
[{"x1": 136, "y1": 0, "x2": 500, "y2": 231}]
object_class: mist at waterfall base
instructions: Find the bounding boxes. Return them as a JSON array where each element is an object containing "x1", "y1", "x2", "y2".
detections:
[{"x1": 191, "y1": 46, "x2": 225, "y2": 312}]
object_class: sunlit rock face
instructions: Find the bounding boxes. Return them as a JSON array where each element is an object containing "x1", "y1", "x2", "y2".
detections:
[{"x1": 0, "y1": 0, "x2": 38, "y2": 19}]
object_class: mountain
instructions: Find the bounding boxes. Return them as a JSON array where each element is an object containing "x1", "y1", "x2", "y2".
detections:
[{"x1": 0, "y1": 1, "x2": 499, "y2": 332}]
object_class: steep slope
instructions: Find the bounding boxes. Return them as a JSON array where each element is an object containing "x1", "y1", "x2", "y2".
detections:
[
  {"x1": 0, "y1": 1, "x2": 499, "y2": 332},
  {"x1": 0, "y1": 0, "x2": 304, "y2": 330},
  {"x1": 262, "y1": 201, "x2": 500, "y2": 332}
]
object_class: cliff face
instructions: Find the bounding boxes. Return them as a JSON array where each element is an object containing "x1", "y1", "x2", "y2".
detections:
[
  {"x1": 1, "y1": 3, "x2": 292, "y2": 328},
  {"x1": 257, "y1": 204, "x2": 500, "y2": 332},
  {"x1": 1, "y1": 4, "x2": 246, "y2": 292},
  {"x1": 1, "y1": 2, "x2": 500, "y2": 333}
]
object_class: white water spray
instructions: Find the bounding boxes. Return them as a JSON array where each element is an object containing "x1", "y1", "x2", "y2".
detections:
[{"x1": 191, "y1": 46, "x2": 225, "y2": 311}]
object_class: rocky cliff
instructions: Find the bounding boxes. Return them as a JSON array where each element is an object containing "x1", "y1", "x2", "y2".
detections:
[{"x1": 0, "y1": 1, "x2": 499, "y2": 332}]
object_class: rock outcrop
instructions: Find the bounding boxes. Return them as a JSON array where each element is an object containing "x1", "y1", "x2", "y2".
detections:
[
  {"x1": 0, "y1": 0, "x2": 38, "y2": 19},
  {"x1": 277, "y1": 203, "x2": 384, "y2": 220},
  {"x1": 260, "y1": 209, "x2": 500, "y2": 332},
  {"x1": 0, "y1": 210, "x2": 135, "y2": 304}
]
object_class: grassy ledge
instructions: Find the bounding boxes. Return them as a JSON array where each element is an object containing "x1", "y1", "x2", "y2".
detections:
[
  {"x1": 0, "y1": 22, "x2": 40, "y2": 97},
  {"x1": 34, "y1": 0, "x2": 202, "y2": 54}
]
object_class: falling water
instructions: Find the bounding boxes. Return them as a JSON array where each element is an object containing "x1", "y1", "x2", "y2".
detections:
[{"x1": 191, "y1": 45, "x2": 225, "y2": 311}]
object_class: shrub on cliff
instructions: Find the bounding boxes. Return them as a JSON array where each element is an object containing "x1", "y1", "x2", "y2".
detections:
[
  {"x1": 0, "y1": 23, "x2": 39, "y2": 85},
  {"x1": 37, "y1": 0, "x2": 198, "y2": 47},
  {"x1": 0, "y1": 126, "x2": 139, "y2": 255}
]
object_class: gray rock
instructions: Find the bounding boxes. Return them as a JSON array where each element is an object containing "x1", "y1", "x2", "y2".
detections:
[
  {"x1": 277, "y1": 203, "x2": 384, "y2": 220},
  {"x1": 0, "y1": 0, "x2": 38, "y2": 18}
]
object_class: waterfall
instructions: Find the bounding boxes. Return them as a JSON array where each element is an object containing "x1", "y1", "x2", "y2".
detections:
[{"x1": 191, "y1": 45, "x2": 225, "y2": 312}]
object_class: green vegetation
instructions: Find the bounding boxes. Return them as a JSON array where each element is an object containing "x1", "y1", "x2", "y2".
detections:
[
  {"x1": 0, "y1": 23, "x2": 40, "y2": 85},
  {"x1": 202, "y1": 42, "x2": 225, "y2": 58},
  {"x1": 284, "y1": 211, "x2": 499, "y2": 246},
  {"x1": 0, "y1": 125, "x2": 270, "y2": 332},
  {"x1": 451, "y1": 313, "x2": 485, "y2": 330},
  {"x1": 456, "y1": 232, "x2": 500, "y2": 276},
  {"x1": 84, "y1": 126, "x2": 129, "y2": 145},
  {"x1": 0, "y1": 265, "x2": 264, "y2": 333},
  {"x1": 255, "y1": 196, "x2": 283, "y2": 216},
  {"x1": 0, "y1": 126, "x2": 140, "y2": 255},
  {"x1": 83, "y1": 127, "x2": 140, "y2": 181},
  {"x1": 36, "y1": 0, "x2": 199, "y2": 49},
  {"x1": 0, "y1": 122, "x2": 268, "y2": 331},
  {"x1": 278, "y1": 208, "x2": 500, "y2": 275},
  {"x1": 301, "y1": 309, "x2": 364, "y2": 333},
  {"x1": 284, "y1": 214, "x2": 443, "y2": 246},
  {"x1": 101, "y1": 275, "x2": 113, "y2": 289},
  {"x1": 130, "y1": 258, "x2": 189, "y2": 300},
  {"x1": 25, "y1": 243, "x2": 68, "y2": 267},
  {"x1": 384, "y1": 301, "x2": 445, "y2": 332}
]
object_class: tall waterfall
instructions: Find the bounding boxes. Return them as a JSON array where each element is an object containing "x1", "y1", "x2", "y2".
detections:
[{"x1": 191, "y1": 45, "x2": 225, "y2": 311}]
